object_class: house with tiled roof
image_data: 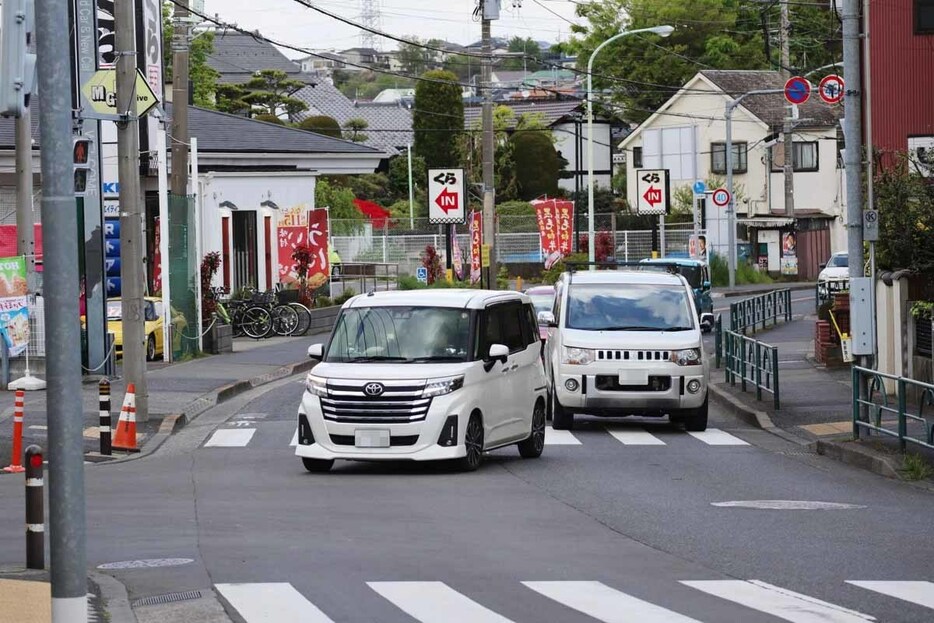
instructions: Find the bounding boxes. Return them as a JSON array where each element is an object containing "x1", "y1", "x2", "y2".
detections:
[
  {"x1": 619, "y1": 70, "x2": 845, "y2": 279},
  {"x1": 207, "y1": 31, "x2": 309, "y2": 86}
]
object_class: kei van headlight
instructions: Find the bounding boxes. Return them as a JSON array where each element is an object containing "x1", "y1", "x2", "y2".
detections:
[
  {"x1": 305, "y1": 374, "x2": 328, "y2": 397},
  {"x1": 671, "y1": 348, "x2": 702, "y2": 366},
  {"x1": 422, "y1": 375, "x2": 465, "y2": 398},
  {"x1": 562, "y1": 347, "x2": 595, "y2": 365}
]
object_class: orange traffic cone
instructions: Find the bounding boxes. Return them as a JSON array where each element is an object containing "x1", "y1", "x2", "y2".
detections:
[
  {"x1": 112, "y1": 384, "x2": 139, "y2": 453},
  {"x1": 3, "y1": 390, "x2": 26, "y2": 473}
]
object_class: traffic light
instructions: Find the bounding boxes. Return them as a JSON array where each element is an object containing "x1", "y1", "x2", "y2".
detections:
[
  {"x1": 73, "y1": 137, "x2": 91, "y2": 195},
  {"x1": 0, "y1": 0, "x2": 37, "y2": 117}
]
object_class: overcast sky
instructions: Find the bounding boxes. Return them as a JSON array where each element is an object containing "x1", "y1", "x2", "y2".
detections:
[{"x1": 202, "y1": 0, "x2": 583, "y2": 57}]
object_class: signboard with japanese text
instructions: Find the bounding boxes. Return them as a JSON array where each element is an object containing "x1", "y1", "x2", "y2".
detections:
[
  {"x1": 781, "y1": 232, "x2": 798, "y2": 276},
  {"x1": 469, "y1": 212, "x2": 482, "y2": 284},
  {"x1": 428, "y1": 169, "x2": 466, "y2": 225},
  {"x1": 278, "y1": 227, "x2": 307, "y2": 286},
  {"x1": 451, "y1": 226, "x2": 464, "y2": 280},
  {"x1": 532, "y1": 199, "x2": 574, "y2": 268},
  {"x1": 0, "y1": 257, "x2": 29, "y2": 356},
  {"x1": 635, "y1": 169, "x2": 670, "y2": 215},
  {"x1": 305, "y1": 209, "x2": 331, "y2": 290}
]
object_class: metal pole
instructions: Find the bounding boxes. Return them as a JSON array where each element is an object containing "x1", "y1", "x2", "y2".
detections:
[
  {"x1": 842, "y1": 0, "x2": 869, "y2": 417},
  {"x1": 35, "y1": 0, "x2": 86, "y2": 614},
  {"x1": 15, "y1": 109, "x2": 36, "y2": 290},
  {"x1": 725, "y1": 102, "x2": 737, "y2": 288},
  {"x1": 157, "y1": 128, "x2": 171, "y2": 362},
  {"x1": 407, "y1": 142, "x2": 414, "y2": 229},
  {"x1": 658, "y1": 214, "x2": 665, "y2": 258},
  {"x1": 191, "y1": 137, "x2": 203, "y2": 353},
  {"x1": 25, "y1": 445, "x2": 44, "y2": 570},
  {"x1": 586, "y1": 57, "x2": 595, "y2": 268},
  {"x1": 781, "y1": 0, "x2": 795, "y2": 219},
  {"x1": 863, "y1": 0, "x2": 877, "y2": 365},
  {"x1": 117, "y1": 0, "x2": 149, "y2": 421},
  {"x1": 481, "y1": 16, "x2": 497, "y2": 286},
  {"x1": 170, "y1": 0, "x2": 190, "y2": 197}
]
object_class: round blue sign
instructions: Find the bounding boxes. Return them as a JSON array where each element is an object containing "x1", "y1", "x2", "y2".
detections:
[
  {"x1": 784, "y1": 76, "x2": 811, "y2": 105},
  {"x1": 693, "y1": 181, "x2": 706, "y2": 195}
]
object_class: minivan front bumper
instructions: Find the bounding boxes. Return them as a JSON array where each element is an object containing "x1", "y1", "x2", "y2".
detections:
[{"x1": 554, "y1": 367, "x2": 707, "y2": 415}]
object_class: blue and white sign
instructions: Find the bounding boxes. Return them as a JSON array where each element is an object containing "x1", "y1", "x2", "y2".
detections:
[
  {"x1": 693, "y1": 181, "x2": 706, "y2": 195},
  {"x1": 416, "y1": 267, "x2": 429, "y2": 283},
  {"x1": 104, "y1": 216, "x2": 121, "y2": 296},
  {"x1": 784, "y1": 76, "x2": 812, "y2": 106}
]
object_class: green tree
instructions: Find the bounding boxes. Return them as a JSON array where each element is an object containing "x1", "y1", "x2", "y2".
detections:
[
  {"x1": 333, "y1": 70, "x2": 415, "y2": 100},
  {"x1": 396, "y1": 37, "x2": 446, "y2": 75},
  {"x1": 316, "y1": 179, "x2": 365, "y2": 235},
  {"x1": 343, "y1": 118, "x2": 369, "y2": 143},
  {"x1": 162, "y1": 3, "x2": 219, "y2": 108},
  {"x1": 388, "y1": 153, "x2": 427, "y2": 202},
  {"x1": 875, "y1": 155, "x2": 934, "y2": 274},
  {"x1": 413, "y1": 70, "x2": 464, "y2": 168},
  {"x1": 254, "y1": 114, "x2": 286, "y2": 125},
  {"x1": 298, "y1": 115, "x2": 343, "y2": 138},
  {"x1": 499, "y1": 36, "x2": 544, "y2": 71},
  {"x1": 510, "y1": 132, "x2": 561, "y2": 200},
  {"x1": 215, "y1": 84, "x2": 250, "y2": 115},
  {"x1": 240, "y1": 70, "x2": 308, "y2": 120}
]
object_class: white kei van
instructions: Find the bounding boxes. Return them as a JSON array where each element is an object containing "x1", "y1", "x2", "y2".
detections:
[{"x1": 298, "y1": 290, "x2": 548, "y2": 472}]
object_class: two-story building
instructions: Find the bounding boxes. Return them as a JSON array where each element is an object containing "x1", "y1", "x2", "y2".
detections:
[{"x1": 620, "y1": 70, "x2": 844, "y2": 279}]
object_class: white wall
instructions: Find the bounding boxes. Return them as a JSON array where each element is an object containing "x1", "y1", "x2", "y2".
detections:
[
  {"x1": 199, "y1": 172, "x2": 317, "y2": 292},
  {"x1": 553, "y1": 121, "x2": 612, "y2": 194}
]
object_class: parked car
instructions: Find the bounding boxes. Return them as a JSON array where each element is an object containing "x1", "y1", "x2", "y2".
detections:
[
  {"x1": 106, "y1": 297, "x2": 187, "y2": 361},
  {"x1": 525, "y1": 285, "x2": 556, "y2": 341},
  {"x1": 818, "y1": 252, "x2": 849, "y2": 282},
  {"x1": 298, "y1": 289, "x2": 548, "y2": 473},
  {"x1": 541, "y1": 269, "x2": 709, "y2": 432},
  {"x1": 639, "y1": 258, "x2": 715, "y2": 332}
]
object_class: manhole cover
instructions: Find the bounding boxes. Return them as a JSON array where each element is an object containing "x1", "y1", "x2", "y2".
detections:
[
  {"x1": 97, "y1": 558, "x2": 194, "y2": 570},
  {"x1": 711, "y1": 500, "x2": 866, "y2": 510},
  {"x1": 133, "y1": 590, "x2": 203, "y2": 607}
]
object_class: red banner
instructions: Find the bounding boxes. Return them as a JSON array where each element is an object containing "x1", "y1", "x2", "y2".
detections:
[
  {"x1": 534, "y1": 199, "x2": 559, "y2": 255},
  {"x1": 555, "y1": 200, "x2": 574, "y2": 255},
  {"x1": 277, "y1": 226, "x2": 307, "y2": 287},
  {"x1": 533, "y1": 199, "x2": 573, "y2": 266},
  {"x1": 0, "y1": 225, "x2": 43, "y2": 271},
  {"x1": 469, "y1": 211, "x2": 482, "y2": 284},
  {"x1": 306, "y1": 209, "x2": 330, "y2": 289}
]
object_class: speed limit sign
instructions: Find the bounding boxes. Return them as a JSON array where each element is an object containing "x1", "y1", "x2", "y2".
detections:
[{"x1": 711, "y1": 188, "x2": 732, "y2": 207}]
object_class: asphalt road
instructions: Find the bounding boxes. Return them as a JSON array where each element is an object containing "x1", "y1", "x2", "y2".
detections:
[{"x1": 1, "y1": 363, "x2": 931, "y2": 623}]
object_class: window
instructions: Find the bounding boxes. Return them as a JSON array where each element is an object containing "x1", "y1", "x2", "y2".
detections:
[
  {"x1": 482, "y1": 303, "x2": 526, "y2": 355},
  {"x1": 522, "y1": 304, "x2": 539, "y2": 347},
  {"x1": 918, "y1": 0, "x2": 934, "y2": 33},
  {"x1": 631, "y1": 146, "x2": 643, "y2": 169},
  {"x1": 772, "y1": 141, "x2": 819, "y2": 172},
  {"x1": 710, "y1": 142, "x2": 748, "y2": 174},
  {"x1": 566, "y1": 284, "x2": 695, "y2": 331}
]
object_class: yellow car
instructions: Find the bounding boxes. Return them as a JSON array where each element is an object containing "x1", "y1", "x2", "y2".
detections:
[{"x1": 107, "y1": 297, "x2": 188, "y2": 360}]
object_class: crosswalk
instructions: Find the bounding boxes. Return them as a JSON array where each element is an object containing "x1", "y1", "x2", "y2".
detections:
[
  {"x1": 212, "y1": 579, "x2": 934, "y2": 622},
  {"x1": 201, "y1": 420, "x2": 750, "y2": 450}
]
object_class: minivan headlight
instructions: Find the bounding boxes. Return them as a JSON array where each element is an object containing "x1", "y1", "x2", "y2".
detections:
[
  {"x1": 671, "y1": 349, "x2": 702, "y2": 366},
  {"x1": 423, "y1": 375, "x2": 465, "y2": 398},
  {"x1": 305, "y1": 374, "x2": 328, "y2": 397},
  {"x1": 562, "y1": 347, "x2": 595, "y2": 365}
]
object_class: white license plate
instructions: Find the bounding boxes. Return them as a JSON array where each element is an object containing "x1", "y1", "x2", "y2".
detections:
[
  {"x1": 619, "y1": 369, "x2": 649, "y2": 386},
  {"x1": 355, "y1": 429, "x2": 391, "y2": 448}
]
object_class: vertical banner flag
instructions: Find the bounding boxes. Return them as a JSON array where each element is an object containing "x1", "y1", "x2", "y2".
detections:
[
  {"x1": 278, "y1": 227, "x2": 307, "y2": 286},
  {"x1": 533, "y1": 199, "x2": 574, "y2": 269},
  {"x1": 555, "y1": 200, "x2": 574, "y2": 255},
  {"x1": 781, "y1": 232, "x2": 798, "y2": 276},
  {"x1": 306, "y1": 209, "x2": 331, "y2": 290},
  {"x1": 469, "y1": 211, "x2": 482, "y2": 285},
  {"x1": 0, "y1": 257, "x2": 30, "y2": 356},
  {"x1": 451, "y1": 225, "x2": 464, "y2": 280}
]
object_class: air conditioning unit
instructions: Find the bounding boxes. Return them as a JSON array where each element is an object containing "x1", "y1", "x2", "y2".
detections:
[{"x1": 908, "y1": 136, "x2": 934, "y2": 177}]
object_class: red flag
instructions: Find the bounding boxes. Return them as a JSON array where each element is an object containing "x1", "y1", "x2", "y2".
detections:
[
  {"x1": 469, "y1": 211, "x2": 482, "y2": 285},
  {"x1": 307, "y1": 209, "x2": 330, "y2": 281}
]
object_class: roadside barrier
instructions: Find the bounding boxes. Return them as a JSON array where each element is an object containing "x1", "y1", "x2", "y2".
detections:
[
  {"x1": 112, "y1": 383, "x2": 139, "y2": 452},
  {"x1": 3, "y1": 390, "x2": 26, "y2": 473},
  {"x1": 852, "y1": 367, "x2": 934, "y2": 451},
  {"x1": 730, "y1": 289, "x2": 792, "y2": 334},
  {"x1": 816, "y1": 278, "x2": 849, "y2": 310},
  {"x1": 99, "y1": 379, "x2": 112, "y2": 456},
  {"x1": 25, "y1": 445, "x2": 44, "y2": 570},
  {"x1": 721, "y1": 326, "x2": 780, "y2": 410}
]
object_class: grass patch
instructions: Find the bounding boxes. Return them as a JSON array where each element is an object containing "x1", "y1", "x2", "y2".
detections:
[
  {"x1": 900, "y1": 453, "x2": 934, "y2": 481},
  {"x1": 710, "y1": 253, "x2": 773, "y2": 287}
]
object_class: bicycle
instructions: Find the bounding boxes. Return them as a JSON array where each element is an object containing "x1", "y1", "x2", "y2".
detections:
[{"x1": 211, "y1": 287, "x2": 274, "y2": 340}]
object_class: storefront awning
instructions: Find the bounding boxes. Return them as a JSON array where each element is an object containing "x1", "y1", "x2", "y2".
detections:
[{"x1": 738, "y1": 218, "x2": 794, "y2": 228}]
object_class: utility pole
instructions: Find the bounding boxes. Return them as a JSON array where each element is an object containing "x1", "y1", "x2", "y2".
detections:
[
  {"x1": 35, "y1": 0, "x2": 87, "y2": 618},
  {"x1": 170, "y1": 0, "x2": 190, "y2": 197},
  {"x1": 15, "y1": 107, "x2": 36, "y2": 290},
  {"x1": 116, "y1": 0, "x2": 149, "y2": 421},
  {"x1": 781, "y1": 0, "x2": 795, "y2": 218},
  {"x1": 481, "y1": 6, "x2": 497, "y2": 287}
]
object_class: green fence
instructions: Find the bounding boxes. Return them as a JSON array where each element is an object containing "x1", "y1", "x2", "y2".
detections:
[
  {"x1": 730, "y1": 289, "x2": 792, "y2": 334},
  {"x1": 718, "y1": 322, "x2": 781, "y2": 409},
  {"x1": 852, "y1": 366, "x2": 934, "y2": 451},
  {"x1": 167, "y1": 194, "x2": 200, "y2": 360}
]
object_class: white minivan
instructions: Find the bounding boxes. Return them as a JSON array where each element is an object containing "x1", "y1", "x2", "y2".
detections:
[{"x1": 298, "y1": 290, "x2": 548, "y2": 472}]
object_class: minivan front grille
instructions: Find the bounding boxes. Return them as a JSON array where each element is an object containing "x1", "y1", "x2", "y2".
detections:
[
  {"x1": 596, "y1": 350, "x2": 670, "y2": 362},
  {"x1": 320, "y1": 380, "x2": 430, "y2": 423}
]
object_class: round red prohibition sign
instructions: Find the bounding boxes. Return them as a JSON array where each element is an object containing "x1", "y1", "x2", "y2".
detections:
[
  {"x1": 712, "y1": 188, "x2": 732, "y2": 207},
  {"x1": 818, "y1": 74, "x2": 845, "y2": 105}
]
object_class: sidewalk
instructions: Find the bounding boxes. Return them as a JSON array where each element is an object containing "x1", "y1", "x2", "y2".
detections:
[{"x1": 712, "y1": 281, "x2": 817, "y2": 299}]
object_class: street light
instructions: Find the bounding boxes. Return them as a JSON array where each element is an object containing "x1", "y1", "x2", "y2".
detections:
[{"x1": 587, "y1": 25, "x2": 674, "y2": 268}]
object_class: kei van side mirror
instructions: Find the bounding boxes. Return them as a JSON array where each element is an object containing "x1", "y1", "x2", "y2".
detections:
[
  {"x1": 538, "y1": 311, "x2": 557, "y2": 327},
  {"x1": 488, "y1": 344, "x2": 509, "y2": 363},
  {"x1": 308, "y1": 343, "x2": 324, "y2": 360},
  {"x1": 703, "y1": 280, "x2": 711, "y2": 290}
]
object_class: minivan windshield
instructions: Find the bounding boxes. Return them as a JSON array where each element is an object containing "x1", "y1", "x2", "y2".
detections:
[
  {"x1": 566, "y1": 284, "x2": 695, "y2": 331},
  {"x1": 829, "y1": 254, "x2": 848, "y2": 268},
  {"x1": 326, "y1": 306, "x2": 472, "y2": 363}
]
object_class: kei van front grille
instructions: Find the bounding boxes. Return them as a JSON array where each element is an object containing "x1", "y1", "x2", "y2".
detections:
[
  {"x1": 320, "y1": 380, "x2": 430, "y2": 423},
  {"x1": 596, "y1": 350, "x2": 670, "y2": 362}
]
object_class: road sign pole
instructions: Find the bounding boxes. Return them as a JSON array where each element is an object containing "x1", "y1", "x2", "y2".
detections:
[
  {"x1": 725, "y1": 102, "x2": 737, "y2": 289},
  {"x1": 35, "y1": 0, "x2": 87, "y2": 618},
  {"x1": 659, "y1": 215, "x2": 666, "y2": 258},
  {"x1": 445, "y1": 224, "x2": 453, "y2": 273}
]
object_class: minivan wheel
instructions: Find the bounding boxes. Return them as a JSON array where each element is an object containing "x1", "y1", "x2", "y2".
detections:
[
  {"x1": 551, "y1": 386, "x2": 574, "y2": 431},
  {"x1": 301, "y1": 458, "x2": 334, "y2": 473},
  {"x1": 682, "y1": 396, "x2": 709, "y2": 432},
  {"x1": 517, "y1": 401, "x2": 546, "y2": 459},
  {"x1": 457, "y1": 413, "x2": 484, "y2": 472}
]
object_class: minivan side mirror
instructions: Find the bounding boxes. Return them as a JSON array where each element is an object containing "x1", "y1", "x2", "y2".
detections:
[
  {"x1": 537, "y1": 310, "x2": 556, "y2": 327},
  {"x1": 703, "y1": 280, "x2": 711, "y2": 290},
  {"x1": 308, "y1": 343, "x2": 325, "y2": 360},
  {"x1": 488, "y1": 344, "x2": 509, "y2": 363}
]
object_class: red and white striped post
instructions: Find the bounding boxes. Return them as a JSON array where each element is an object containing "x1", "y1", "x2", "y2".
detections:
[{"x1": 3, "y1": 390, "x2": 26, "y2": 473}]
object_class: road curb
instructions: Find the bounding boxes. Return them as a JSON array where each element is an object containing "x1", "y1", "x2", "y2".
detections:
[
  {"x1": 812, "y1": 439, "x2": 901, "y2": 479},
  {"x1": 88, "y1": 358, "x2": 316, "y2": 466},
  {"x1": 89, "y1": 570, "x2": 137, "y2": 623},
  {"x1": 707, "y1": 383, "x2": 810, "y2": 446}
]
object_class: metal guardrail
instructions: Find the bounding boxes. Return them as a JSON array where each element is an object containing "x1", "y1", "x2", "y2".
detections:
[
  {"x1": 816, "y1": 278, "x2": 849, "y2": 310},
  {"x1": 852, "y1": 366, "x2": 934, "y2": 451},
  {"x1": 729, "y1": 289, "x2": 792, "y2": 334},
  {"x1": 720, "y1": 325, "x2": 780, "y2": 409}
]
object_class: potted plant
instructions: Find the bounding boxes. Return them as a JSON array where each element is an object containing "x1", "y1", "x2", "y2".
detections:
[{"x1": 201, "y1": 252, "x2": 233, "y2": 354}]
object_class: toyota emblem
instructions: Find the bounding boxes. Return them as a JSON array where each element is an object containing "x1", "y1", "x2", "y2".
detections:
[{"x1": 364, "y1": 383, "x2": 385, "y2": 397}]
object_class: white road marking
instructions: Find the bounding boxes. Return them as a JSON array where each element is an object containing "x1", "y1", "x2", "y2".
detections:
[
  {"x1": 524, "y1": 581, "x2": 702, "y2": 623},
  {"x1": 237, "y1": 413, "x2": 268, "y2": 420},
  {"x1": 682, "y1": 580, "x2": 875, "y2": 622},
  {"x1": 369, "y1": 581, "x2": 515, "y2": 623},
  {"x1": 290, "y1": 429, "x2": 299, "y2": 447},
  {"x1": 28, "y1": 425, "x2": 47, "y2": 431},
  {"x1": 544, "y1": 426, "x2": 581, "y2": 445},
  {"x1": 204, "y1": 429, "x2": 256, "y2": 447},
  {"x1": 215, "y1": 583, "x2": 335, "y2": 623},
  {"x1": 711, "y1": 501, "x2": 866, "y2": 510},
  {"x1": 846, "y1": 581, "x2": 934, "y2": 609},
  {"x1": 688, "y1": 429, "x2": 749, "y2": 446},
  {"x1": 606, "y1": 428, "x2": 666, "y2": 446}
]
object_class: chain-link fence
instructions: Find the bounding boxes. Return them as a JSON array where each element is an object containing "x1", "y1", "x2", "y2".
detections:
[{"x1": 168, "y1": 194, "x2": 200, "y2": 360}]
